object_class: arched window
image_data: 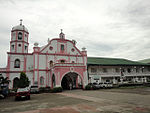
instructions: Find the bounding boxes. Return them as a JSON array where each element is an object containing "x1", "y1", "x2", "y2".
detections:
[
  {"x1": 61, "y1": 44, "x2": 64, "y2": 51},
  {"x1": 18, "y1": 32, "x2": 22, "y2": 40},
  {"x1": 13, "y1": 77, "x2": 19, "y2": 88},
  {"x1": 14, "y1": 59, "x2": 20, "y2": 68},
  {"x1": 49, "y1": 60, "x2": 53, "y2": 67},
  {"x1": 40, "y1": 76, "x2": 44, "y2": 85},
  {"x1": 60, "y1": 60, "x2": 65, "y2": 63}
]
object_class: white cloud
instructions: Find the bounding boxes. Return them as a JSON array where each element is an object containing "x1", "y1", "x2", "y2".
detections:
[{"x1": 0, "y1": 0, "x2": 150, "y2": 67}]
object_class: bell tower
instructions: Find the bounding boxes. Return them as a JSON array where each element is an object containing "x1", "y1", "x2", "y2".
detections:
[{"x1": 10, "y1": 19, "x2": 29, "y2": 53}]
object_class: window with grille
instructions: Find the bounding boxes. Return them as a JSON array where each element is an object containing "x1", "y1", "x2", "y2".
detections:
[
  {"x1": 40, "y1": 77, "x2": 44, "y2": 85},
  {"x1": 61, "y1": 44, "x2": 64, "y2": 51},
  {"x1": 14, "y1": 59, "x2": 20, "y2": 68},
  {"x1": 103, "y1": 68, "x2": 107, "y2": 73},
  {"x1": 18, "y1": 32, "x2": 22, "y2": 40},
  {"x1": 91, "y1": 68, "x2": 97, "y2": 73}
]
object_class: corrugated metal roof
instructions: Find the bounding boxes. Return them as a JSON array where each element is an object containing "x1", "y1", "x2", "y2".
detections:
[
  {"x1": 138, "y1": 58, "x2": 150, "y2": 64},
  {"x1": 87, "y1": 57, "x2": 150, "y2": 66}
]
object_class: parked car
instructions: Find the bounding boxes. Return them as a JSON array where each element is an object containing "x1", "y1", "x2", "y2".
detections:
[
  {"x1": 99, "y1": 83, "x2": 107, "y2": 88},
  {"x1": 106, "y1": 82, "x2": 113, "y2": 88},
  {"x1": 15, "y1": 87, "x2": 30, "y2": 100},
  {"x1": 92, "y1": 82, "x2": 101, "y2": 89},
  {"x1": 88, "y1": 83, "x2": 100, "y2": 89},
  {"x1": 30, "y1": 85, "x2": 39, "y2": 94},
  {"x1": 99, "y1": 82, "x2": 113, "y2": 89}
]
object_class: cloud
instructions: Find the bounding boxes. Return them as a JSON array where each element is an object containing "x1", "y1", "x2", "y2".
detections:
[{"x1": 0, "y1": 0, "x2": 150, "y2": 67}]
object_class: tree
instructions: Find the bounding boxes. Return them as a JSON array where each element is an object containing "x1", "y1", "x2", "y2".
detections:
[
  {"x1": 18, "y1": 72, "x2": 30, "y2": 88},
  {"x1": 0, "y1": 76, "x2": 10, "y2": 86}
]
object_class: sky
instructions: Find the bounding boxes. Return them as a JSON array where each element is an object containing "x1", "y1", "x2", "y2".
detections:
[{"x1": 0, "y1": 0, "x2": 150, "y2": 67}]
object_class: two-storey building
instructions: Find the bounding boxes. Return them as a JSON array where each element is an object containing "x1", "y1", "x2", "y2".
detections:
[{"x1": 87, "y1": 57, "x2": 150, "y2": 84}]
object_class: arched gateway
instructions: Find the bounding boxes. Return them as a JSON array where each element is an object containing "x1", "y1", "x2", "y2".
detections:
[{"x1": 61, "y1": 72, "x2": 83, "y2": 90}]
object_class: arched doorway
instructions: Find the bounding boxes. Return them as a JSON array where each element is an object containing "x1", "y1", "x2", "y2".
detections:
[
  {"x1": 61, "y1": 72, "x2": 83, "y2": 90},
  {"x1": 13, "y1": 77, "x2": 19, "y2": 89}
]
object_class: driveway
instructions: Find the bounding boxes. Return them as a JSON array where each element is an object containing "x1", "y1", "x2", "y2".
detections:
[{"x1": 0, "y1": 87, "x2": 150, "y2": 113}]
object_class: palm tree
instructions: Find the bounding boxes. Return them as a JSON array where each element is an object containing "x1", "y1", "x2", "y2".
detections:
[
  {"x1": 0, "y1": 76, "x2": 10, "y2": 86},
  {"x1": 0, "y1": 76, "x2": 10, "y2": 98}
]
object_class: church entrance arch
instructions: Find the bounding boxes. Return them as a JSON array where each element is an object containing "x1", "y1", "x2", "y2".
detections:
[
  {"x1": 13, "y1": 77, "x2": 19, "y2": 89},
  {"x1": 61, "y1": 72, "x2": 83, "y2": 90}
]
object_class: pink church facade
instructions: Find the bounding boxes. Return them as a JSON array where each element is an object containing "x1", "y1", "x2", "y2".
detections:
[{"x1": 0, "y1": 21, "x2": 88, "y2": 89}]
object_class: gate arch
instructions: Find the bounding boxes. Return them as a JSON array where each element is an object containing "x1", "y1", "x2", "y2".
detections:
[
  {"x1": 13, "y1": 77, "x2": 19, "y2": 88},
  {"x1": 61, "y1": 72, "x2": 83, "y2": 90}
]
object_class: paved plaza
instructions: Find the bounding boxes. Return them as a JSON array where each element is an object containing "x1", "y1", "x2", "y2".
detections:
[{"x1": 1, "y1": 87, "x2": 150, "y2": 113}]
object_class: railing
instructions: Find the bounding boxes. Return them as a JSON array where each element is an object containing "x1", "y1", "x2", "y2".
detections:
[
  {"x1": 54, "y1": 63, "x2": 84, "y2": 67},
  {"x1": 49, "y1": 63, "x2": 85, "y2": 69},
  {"x1": 100, "y1": 73, "x2": 150, "y2": 77}
]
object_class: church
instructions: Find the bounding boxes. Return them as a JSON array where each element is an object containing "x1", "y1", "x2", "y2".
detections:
[
  {"x1": 1, "y1": 20, "x2": 150, "y2": 90},
  {"x1": 0, "y1": 20, "x2": 88, "y2": 89}
]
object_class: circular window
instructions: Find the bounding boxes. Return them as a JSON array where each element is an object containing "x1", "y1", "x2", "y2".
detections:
[
  {"x1": 49, "y1": 46, "x2": 53, "y2": 50},
  {"x1": 18, "y1": 44, "x2": 21, "y2": 47},
  {"x1": 71, "y1": 48, "x2": 75, "y2": 52}
]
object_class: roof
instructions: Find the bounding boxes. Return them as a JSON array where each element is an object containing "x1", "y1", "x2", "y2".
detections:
[
  {"x1": 138, "y1": 58, "x2": 150, "y2": 64},
  {"x1": 87, "y1": 57, "x2": 150, "y2": 66},
  {"x1": 12, "y1": 24, "x2": 28, "y2": 32}
]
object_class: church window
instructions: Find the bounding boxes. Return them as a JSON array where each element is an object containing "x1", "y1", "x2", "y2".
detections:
[
  {"x1": 60, "y1": 60, "x2": 65, "y2": 63},
  {"x1": 40, "y1": 76, "x2": 44, "y2": 85},
  {"x1": 71, "y1": 48, "x2": 75, "y2": 52},
  {"x1": 72, "y1": 61, "x2": 75, "y2": 63},
  {"x1": 18, "y1": 44, "x2": 21, "y2": 47},
  {"x1": 18, "y1": 32, "x2": 22, "y2": 40},
  {"x1": 61, "y1": 44, "x2": 64, "y2": 51},
  {"x1": 14, "y1": 59, "x2": 20, "y2": 68},
  {"x1": 25, "y1": 34, "x2": 27, "y2": 38},
  {"x1": 49, "y1": 46, "x2": 53, "y2": 50},
  {"x1": 49, "y1": 60, "x2": 53, "y2": 67},
  {"x1": 11, "y1": 45, "x2": 14, "y2": 50},
  {"x1": 25, "y1": 46, "x2": 27, "y2": 50}
]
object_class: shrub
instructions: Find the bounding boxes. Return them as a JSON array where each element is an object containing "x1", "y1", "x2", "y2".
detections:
[
  {"x1": 92, "y1": 85, "x2": 97, "y2": 90},
  {"x1": 39, "y1": 87, "x2": 45, "y2": 93},
  {"x1": 39, "y1": 86, "x2": 51, "y2": 93},
  {"x1": 52, "y1": 87, "x2": 62, "y2": 93},
  {"x1": 18, "y1": 72, "x2": 29, "y2": 88},
  {"x1": 85, "y1": 85, "x2": 92, "y2": 90}
]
